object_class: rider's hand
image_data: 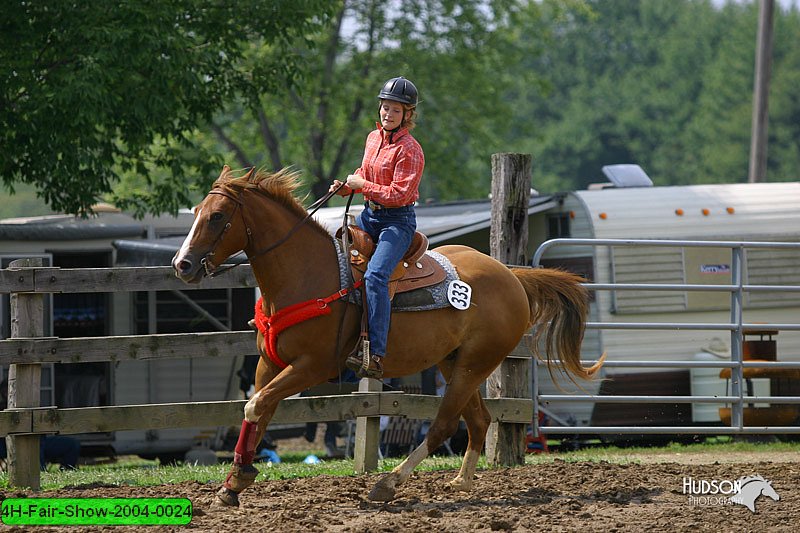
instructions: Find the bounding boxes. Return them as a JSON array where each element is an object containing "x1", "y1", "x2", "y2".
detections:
[
  {"x1": 329, "y1": 179, "x2": 352, "y2": 196},
  {"x1": 345, "y1": 174, "x2": 366, "y2": 191}
]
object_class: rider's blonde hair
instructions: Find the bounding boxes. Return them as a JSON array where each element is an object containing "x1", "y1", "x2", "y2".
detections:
[{"x1": 378, "y1": 101, "x2": 417, "y2": 131}]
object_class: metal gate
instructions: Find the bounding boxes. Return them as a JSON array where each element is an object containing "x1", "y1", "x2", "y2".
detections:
[{"x1": 532, "y1": 238, "x2": 800, "y2": 437}]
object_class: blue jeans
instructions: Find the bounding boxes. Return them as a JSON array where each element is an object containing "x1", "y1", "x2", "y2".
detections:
[{"x1": 356, "y1": 204, "x2": 416, "y2": 357}]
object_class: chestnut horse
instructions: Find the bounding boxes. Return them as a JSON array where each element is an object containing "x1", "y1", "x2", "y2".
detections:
[{"x1": 172, "y1": 166, "x2": 603, "y2": 507}]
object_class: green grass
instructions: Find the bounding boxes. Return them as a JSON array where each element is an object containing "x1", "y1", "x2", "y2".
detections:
[
  {"x1": 2, "y1": 439, "x2": 798, "y2": 492},
  {"x1": 529, "y1": 437, "x2": 800, "y2": 464},
  {"x1": 0, "y1": 451, "x2": 470, "y2": 492}
]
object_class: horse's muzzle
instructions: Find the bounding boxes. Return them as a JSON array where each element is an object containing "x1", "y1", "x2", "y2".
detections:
[{"x1": 172, "y1": 253, "x2": 205, "y2": 283}]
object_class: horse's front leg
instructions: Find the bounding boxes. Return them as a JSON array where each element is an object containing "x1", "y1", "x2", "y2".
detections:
[
  {"x1": 215, "y1": 418, "x2": 266, "y2": 506},
  {"x1": 216, "y1": 358, "x2": 323, "y2": 507}
]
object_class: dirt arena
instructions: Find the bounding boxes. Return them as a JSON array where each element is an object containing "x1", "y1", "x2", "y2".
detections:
[{"x1": 2, "y1": 451, "x2": 797, "y2": 532}]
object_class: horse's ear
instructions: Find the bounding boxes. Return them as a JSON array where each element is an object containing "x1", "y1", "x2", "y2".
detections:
[
  {"x1": 244, "y1": 167, "x2": 256, "y2": 182},
  {"x1": 219, "y1": 165, "x2": 231, "y2": 179}
]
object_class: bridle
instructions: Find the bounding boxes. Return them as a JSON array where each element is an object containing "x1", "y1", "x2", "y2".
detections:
[
  {"x1": 199, "y1": 186, "x2": 249, "y2": 277},
  {"x1": 199, "y1": 181, "x2": 348, "y2": 278}
]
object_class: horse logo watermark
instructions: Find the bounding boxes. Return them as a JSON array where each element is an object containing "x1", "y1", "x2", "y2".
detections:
[
  {"x1": 683, "y1": 475, "x2": 780, "y2": 512},
  {"x1": 730, "y1": 475, "x2": 780, "y2": 513}
]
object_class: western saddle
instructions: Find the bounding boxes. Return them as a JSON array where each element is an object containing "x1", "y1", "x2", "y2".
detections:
[{"x1": 337, "y1": 225, "x2": 446, "y2": 298}]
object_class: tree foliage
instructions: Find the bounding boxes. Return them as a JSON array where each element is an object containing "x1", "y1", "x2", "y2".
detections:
[
  {"x1": 205, "y1": 0, "x2": 800, "y2": 205},
  {"x1": 1, "y1": 0, "x2": 335, "y2": 216},
  {"x1": 3, "y1": 0, "x2": 800, "y2": 218},
  {"x1": 520, "y1": 0, "x2": 800, "y2": 191},
  {"x1": 200, "y1": 0, "x2": 563, "y2": 204}
]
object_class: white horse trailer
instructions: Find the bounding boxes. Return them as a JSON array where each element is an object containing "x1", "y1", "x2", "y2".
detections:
[{"x1": 528, "y1": 176, "x2": 800, "y2": 435}]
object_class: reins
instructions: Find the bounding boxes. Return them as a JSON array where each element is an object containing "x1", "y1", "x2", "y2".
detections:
[{"x1": 209, "y1": 181, "x2": 348, "y2": 278}]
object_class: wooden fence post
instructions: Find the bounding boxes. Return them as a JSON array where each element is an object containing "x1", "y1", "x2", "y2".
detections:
[
  {"x1": 353, "y1": 378, "x2": 381, "y2": 473},
  {"x1": 7, "y1": 258, "x2": 43, "y2": 490},
  {"x1": 486, "y1": 153, "x2": 532, "y2": 466}
]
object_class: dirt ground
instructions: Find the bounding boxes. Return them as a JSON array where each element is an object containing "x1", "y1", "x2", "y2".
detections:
[{"x1": 1, "y1": 451, "x2": 797, "y2": 532}]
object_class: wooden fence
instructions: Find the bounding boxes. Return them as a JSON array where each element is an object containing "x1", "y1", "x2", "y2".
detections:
[{"x1": 0, "y1": 259, "x2": 533, "y2": 490}]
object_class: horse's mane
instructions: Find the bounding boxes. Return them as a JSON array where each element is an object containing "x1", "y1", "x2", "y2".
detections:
[{"x1": 214, "y1": 168, "x2": 330, "y2": 237}]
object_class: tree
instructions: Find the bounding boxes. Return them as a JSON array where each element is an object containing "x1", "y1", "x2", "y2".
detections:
[
  {"x1": 517, "y1": 0, "x2": 729, "y2": 190},
  {"x1": 678, "y1": 2, "x2": 758, "y2": 185},
  {"x1": 1, "y1": 0, "x2": 336, "y2": 216},
  {"x1": 518, "y1": 0, "x2": 800, "y2": 192},
  {"x1": 203, "y1": 0, "x2": 554, "y2": 204},
  {"x1": 760, "y1": 4, "x2": 800, "y2": 182}
]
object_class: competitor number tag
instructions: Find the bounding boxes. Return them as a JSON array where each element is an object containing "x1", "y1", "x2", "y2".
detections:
[{"x1": 447, "y1": 280, "x2": 472, "y2": 310}]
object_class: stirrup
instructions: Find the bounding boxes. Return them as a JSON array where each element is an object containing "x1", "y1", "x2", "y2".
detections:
[
  {"x1": 345, "y1": 340, "x2": 383, "y2": 379},
  {"x1": 354, "y1": 355, "x2": 383, "y2": 379}
]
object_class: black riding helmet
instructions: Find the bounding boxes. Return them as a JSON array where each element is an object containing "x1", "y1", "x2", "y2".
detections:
[{"x1": 377, "y1": 76, "x2": 418, "y2": 106}]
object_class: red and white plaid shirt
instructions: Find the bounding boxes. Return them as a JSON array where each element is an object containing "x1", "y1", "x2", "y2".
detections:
[{"x1": 354, "y1": 123, "x2": 425, "y2": 207}]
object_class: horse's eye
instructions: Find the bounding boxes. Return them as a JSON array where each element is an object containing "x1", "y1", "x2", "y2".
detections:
[{"x1": 210, "y1": 212, "x2": 224, "y2": 222}]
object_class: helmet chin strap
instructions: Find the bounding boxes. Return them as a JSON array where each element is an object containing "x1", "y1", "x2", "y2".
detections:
[{"x1": 384, "y1": 123, "x2": 400, "y2": 143}]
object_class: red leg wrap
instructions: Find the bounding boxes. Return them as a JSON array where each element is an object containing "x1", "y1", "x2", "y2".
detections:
[{"x1": 234, "y1": 419, "x2": 259, "y2": 465}]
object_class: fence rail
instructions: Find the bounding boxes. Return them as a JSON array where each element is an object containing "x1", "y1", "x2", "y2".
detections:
[
  {"x1": 0, "y1": 395, "x2": 531, "y2": 437},
  {"x1": 0, "y1": 332, "x2": 258, "y2": 365},
  {"x1": 0, "y1": 265, "x2": 257, "y2": 293},
  {"x1": 0, "y1": 260, "x2": 532, "y2": 489}
]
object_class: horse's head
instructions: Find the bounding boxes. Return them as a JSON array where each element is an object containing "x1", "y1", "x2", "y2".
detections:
[
  {"x1": 732, "y1": 475, "x2": 780, "y2": 512},
  {"x1": 172, "y1": 165, "x2": 254, "y2": 283},
  {"x1": 760, "y1": 480, "x2": 780, "y2": 502}
]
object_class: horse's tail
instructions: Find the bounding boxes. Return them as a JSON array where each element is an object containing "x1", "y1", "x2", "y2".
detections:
[{"x1": 510, "y1": 267, "x2": 605, "y2": 383}]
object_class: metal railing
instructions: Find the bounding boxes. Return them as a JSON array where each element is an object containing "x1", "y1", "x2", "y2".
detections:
[{"x1": 532, "y1": 238, "x2": 800, "y2": 436}]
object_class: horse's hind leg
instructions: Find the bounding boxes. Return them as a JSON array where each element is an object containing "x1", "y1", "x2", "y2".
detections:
[
  {"x1": 448, "y1": 390, "x2": 491, "y2": 492},
  {"x1": 368, "y1": 371, "x2": 481, "y2": 502},
  {"x1": 434, "y1": 359, "x2": 492, "y2": 491}
]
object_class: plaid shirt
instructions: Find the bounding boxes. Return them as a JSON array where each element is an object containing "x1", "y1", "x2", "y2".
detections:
[{"x1": 354, "y1": 124, "x2": 425, "y2": 207}]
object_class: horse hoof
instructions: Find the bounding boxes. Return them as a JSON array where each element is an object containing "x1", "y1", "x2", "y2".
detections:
[
  {"x1": 368, "y1": 474, "x2": 398, "y2": 502},
  {"x1": 447, "y1": 477, "x2": 472, "y2": 492},
  {"x1": 215, "y1": 487, "x2": 240, "y2": 507},
  {"x1": 225, "y1": 463, "x2": 259, "y2": 492}
]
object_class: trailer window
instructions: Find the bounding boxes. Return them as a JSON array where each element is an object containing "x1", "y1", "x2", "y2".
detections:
[
  {"x1": 50, "y1": 251, "x2": 113, "y2": 410},
  {"x1": 745, "y1": 247, "x2": 800, "y2": 307},
  {"x1": 610, "y1": 246, "x2": 686, "y2": 314},
  {"x1": 547, "y1": 213, "x2": 571, "y2": 239}
]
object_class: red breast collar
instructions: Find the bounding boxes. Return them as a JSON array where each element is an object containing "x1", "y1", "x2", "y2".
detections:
[{"x1": 252, "y1": 281, "x2": 362, "y2": 369}]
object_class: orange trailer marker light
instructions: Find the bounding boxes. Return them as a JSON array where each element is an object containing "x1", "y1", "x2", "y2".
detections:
[
  {"x1": 702, "y1": 208, "x2": 710, "y2": 216},
  {"x1": 675, "y1": 208, "x2": 684, "y2": 216}
]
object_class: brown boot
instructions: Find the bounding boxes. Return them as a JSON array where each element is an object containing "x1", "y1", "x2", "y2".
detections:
[{"x1": 345, "y1": 354, "x2": 384, "y2": 379}]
